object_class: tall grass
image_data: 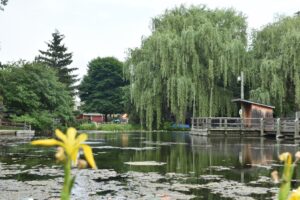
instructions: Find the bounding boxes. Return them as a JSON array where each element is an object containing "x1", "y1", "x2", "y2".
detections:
[{"x1": 78, "y1": 123, "x2": 142, "y2": 131}]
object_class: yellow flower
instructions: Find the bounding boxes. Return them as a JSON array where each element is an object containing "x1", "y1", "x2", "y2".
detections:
[
  {"x1": 31, "y1": 127, "x2": 97, "y2": 169},
  {"x1": 289, "y1": 187, "x2": 300, "y2": 200},
  {"x1": 279, "y1": 152, "x2": 292, "y2": 165}
]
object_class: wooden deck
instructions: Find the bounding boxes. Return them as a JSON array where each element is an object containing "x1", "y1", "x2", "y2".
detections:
[
  {"x1": 191, "y1": 117, "x2": 300, "y2": 139},
  {"x1": 0, "y1": 120, "x2": 34, "y2": 137}
]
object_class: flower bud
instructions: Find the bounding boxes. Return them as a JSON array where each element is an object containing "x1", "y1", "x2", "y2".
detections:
[
  {"x1": 77, "y1": 159, "x2": 88, "y2": 169},
  {"x1": 295, "y1": 151, "x2": 300, "y2": 160},
  {"x1": 271, "y1": 170, "x2": 279, "y2": 184},
  {"x1": 279, "y1": 152, "x2": 290, "y2": 162},
  {"x1": 55, "y1": 147, "x2": 66, "y2": 162}
]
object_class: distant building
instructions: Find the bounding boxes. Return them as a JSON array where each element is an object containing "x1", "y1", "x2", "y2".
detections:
[{"x1": 77, "y1": 113, "x2": 105, "y2": 123}]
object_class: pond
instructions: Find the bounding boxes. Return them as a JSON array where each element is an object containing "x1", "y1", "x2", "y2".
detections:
[{"x1": 0, "y1": 131, "x2": 299, "y2": 199}]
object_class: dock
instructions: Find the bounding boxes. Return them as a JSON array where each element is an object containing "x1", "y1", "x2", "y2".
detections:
[
  {"x1": 191, "y1": 117, "x2": 300, "y2": 139},
  {"x1": 0, "y1": 121, "x2": 34, "y2": 137}
]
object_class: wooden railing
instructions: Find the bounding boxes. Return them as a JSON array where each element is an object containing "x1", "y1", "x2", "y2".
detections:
[
  {"x1": 191, "y1": 117, "x2": 300, "y2": 138},
  {"x1": 0, "y1": 120, "x2": 31, "y2": 130}
]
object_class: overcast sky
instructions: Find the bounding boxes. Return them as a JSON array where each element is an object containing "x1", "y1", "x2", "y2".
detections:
[{"x1": 0, "y1": 0, "x2": 299, "y2": 79}]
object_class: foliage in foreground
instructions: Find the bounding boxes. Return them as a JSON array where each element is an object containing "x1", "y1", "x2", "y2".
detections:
[
  {"x1": 272, "y1": 152, "x2": 300, "y2": 200},
  {"x1": 31, "y1": 127, "x2": 97, "y2": 200},
  {"x1": 0, "y1": 62, "x2": 74, "y2": 130},
  {"x1": 125, "y1": 5, "x2": 247, "y2": 129}
]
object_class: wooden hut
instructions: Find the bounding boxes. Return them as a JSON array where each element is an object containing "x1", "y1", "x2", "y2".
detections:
[{"x1": 232, "y1": 99, "x2": 275, "y2": 127}]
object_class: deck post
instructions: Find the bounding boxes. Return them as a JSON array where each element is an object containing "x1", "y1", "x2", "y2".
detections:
[
  {"x1": 191, "y1": 117, "x2": 194, "y2": 130},
  {"x1": 224, "y1": 118, "x2": 228, "y2": 135},
  {"x1": 294, "y1": 119, "x2": 299, "y2": 139},
  {"x1": 260, "y1": 118, "x2": 264, "y2": 137},
  {"x1": 206, "y1": 118, "x2": 211, "y2": 135},
  {"x1": 276, "y1": 118, "x2": 281, "y2": 139},
  {"x1": 240, "y1": 118, "x2": 244, "y2": 135},
  {"x1": 207, "y1": 118, "x2": 211, "y2": 129}
]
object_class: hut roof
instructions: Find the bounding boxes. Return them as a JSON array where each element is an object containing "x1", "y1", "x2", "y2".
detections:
[{"x1": 232, "y1": 98, "x2": 275, "y2": 109}]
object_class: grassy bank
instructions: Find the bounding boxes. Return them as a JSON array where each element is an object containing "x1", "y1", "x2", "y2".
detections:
[
  {"x1": 78, "y1": 123, "x2": 142, "y2": 131},
  {"x1": 77, "y1": 122, "x2": 190, "y2": 132}
]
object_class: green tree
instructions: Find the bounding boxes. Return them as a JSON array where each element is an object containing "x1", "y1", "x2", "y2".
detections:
[
  {"x1": 0, "y1": 62, "x2": 74, "y2": 130},
  {"x1": 125, "y1": 5, "x2": 248, "y2": 129},
  {"x1": 0, "y1": 0, "x2": 8, "y2": 11},
  {"x1": 249, "y1": 15, "x2": 300, "y2": 116},
  {"x1": 37, "y1": 30, "x2": 78, "y2": 96},
  {"x1": 79, "y1": 57, "x2": 127, "y2": 119}
]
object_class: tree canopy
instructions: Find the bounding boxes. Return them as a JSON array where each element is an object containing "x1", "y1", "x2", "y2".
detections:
[
  {"x1": 0, "y1": 62, "x2": 74, "y2": 129},
  {"x1": 36, "y1": 30, "x2": 78, "y2": 96},
  {"x1": 0, "y1": 0, "x2": 8, "y2": 11},
  {"x1": 79, "y1": 57, "x2": 127, "y2": 116},
  {"x1": 248, "y1": 15, "x2": 300, "y2": 116},
  {"x1": 125, "y1": 5, "x2": 248, "y2": 129}
]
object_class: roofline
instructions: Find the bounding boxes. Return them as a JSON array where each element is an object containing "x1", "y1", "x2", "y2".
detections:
[
  {"x1": 231, "y1": 98, "x2": 275, "y2": 109},
  {"x1": 81, "y1": 113, "x2": 104, "y2": 116}
]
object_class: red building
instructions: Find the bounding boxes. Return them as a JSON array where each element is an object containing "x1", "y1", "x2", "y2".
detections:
[{"x1": 77, "y1": 113, "x2": 105, "y2": 123}]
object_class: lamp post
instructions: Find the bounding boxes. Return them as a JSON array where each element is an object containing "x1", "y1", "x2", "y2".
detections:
[
  {"x1": 237, "y1": 71, "x2": 244, "y2": 99},
  {"x1": 237, "y1": 71, "x2": 245, "y2": 119}
]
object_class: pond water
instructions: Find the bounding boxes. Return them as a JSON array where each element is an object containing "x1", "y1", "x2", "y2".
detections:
[{"x1": 0, "y1": 131, "x2": 300, "y2": 200}]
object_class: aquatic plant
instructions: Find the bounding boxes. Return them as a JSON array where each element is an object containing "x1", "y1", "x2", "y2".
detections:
[
  {"x1": 272, "y1": 152, "x2": 300, "y2": 200},
  {"x1": 31, "y1": 127, "x2": 97, "y2": 200}
]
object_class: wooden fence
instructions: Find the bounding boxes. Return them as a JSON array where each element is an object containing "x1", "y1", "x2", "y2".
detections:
[
  {"x1": 0, "y1": 120, "x2": 31, "y2": 130},
  {"x1": 191, "y1": 117, "x2": 300, "y2": 138}
]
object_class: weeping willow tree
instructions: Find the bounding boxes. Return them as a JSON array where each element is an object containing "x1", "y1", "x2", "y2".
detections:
[
  {"x1": 125, "y1": 5, "x2": 248, "y2": 129},
  {"x1": 249, "y1": 14, "x2": 300, "y2": 116}
]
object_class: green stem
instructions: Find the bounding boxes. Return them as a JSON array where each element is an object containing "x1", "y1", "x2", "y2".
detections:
[{"x1": 61, "y1": 158, "x2": 72, "y2": 200}]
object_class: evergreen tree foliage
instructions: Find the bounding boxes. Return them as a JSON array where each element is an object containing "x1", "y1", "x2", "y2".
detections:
[
  {"x1": 125, "y1": 5, "x2": 248, "y2": 129},
  {"x1": 249, "y1": 15, "x2": 300, "y2": 116},
  {"x1": 37, "y1": 30, "x2": 78, "y2": 96},
  {"x1": 0, "y1": 62, "x2": 74, "y2": 130},
  {"x1": 79, "y1": 57, "x2": 127, "y2": 117}
]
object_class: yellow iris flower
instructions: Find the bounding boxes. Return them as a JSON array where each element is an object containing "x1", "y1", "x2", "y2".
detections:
[
  {"x1": 31, "y1": 127, "x2": 97, "y2": 169},
  {"x1": 289, "y1": 187, "x2": 300, "y2": 200}
]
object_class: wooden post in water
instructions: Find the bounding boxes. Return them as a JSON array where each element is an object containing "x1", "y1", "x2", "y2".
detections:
[
  {"x1": 191, "y1": 117, "x2": 195, "y2": 131},
  {"x1": 276, "y1": 118, "x2": 282, "y2": 139},
  {"x1": 240, "y1": 118, "x2": 244, "y2": 135},
  {"x1": 294, "y1": 119, "x2": 299, "y2": 139},
  {"x1": 260, "y1": 118, "x2": 264, "y2": 137},
  {"x1": 208, "y1": 117, "x2": 212, "y2": 135},
  {"x1": 224, "y1": 118, "x2": 228, "y2": 135}
]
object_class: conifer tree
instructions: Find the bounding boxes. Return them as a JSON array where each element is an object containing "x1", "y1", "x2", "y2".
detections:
[{"x1": 37, "y1": 30, "x2": 78, "y2": 96}]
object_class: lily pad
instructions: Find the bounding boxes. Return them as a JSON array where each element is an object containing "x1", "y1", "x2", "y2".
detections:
[{"x1": 124, "y1": 161, "x2": 166, "y2": 166}]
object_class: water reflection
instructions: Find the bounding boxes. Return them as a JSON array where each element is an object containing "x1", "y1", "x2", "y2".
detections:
[{"x1": 1, "y1": 132, "x2": 300, "y2": 199}]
